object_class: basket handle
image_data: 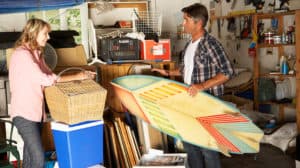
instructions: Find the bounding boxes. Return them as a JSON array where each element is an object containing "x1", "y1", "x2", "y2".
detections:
[{"x1": 57, "y1": 67, "x2": 86, "y2": 78}]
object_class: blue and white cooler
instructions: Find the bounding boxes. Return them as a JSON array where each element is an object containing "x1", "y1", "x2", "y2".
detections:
[{"x1": 51, "y1": 120, "x2": 104, "y2": 168}]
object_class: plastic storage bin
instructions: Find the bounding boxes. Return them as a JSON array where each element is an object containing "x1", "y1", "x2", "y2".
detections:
[
  {"x1": 98, "y1": 37, "x2": 140, "y2": 63},
  {"x1": 51, "y1": 120, "x2": 104, "y2": 168}
]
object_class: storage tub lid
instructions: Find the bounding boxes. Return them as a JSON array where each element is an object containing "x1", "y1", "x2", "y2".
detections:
[{"x1": 51, "y1": 120, "x2": 103, "y2": 131}]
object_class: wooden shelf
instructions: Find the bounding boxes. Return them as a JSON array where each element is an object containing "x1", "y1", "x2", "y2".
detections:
[
  {"x1": 254, "y1": 10, "x2": 295, "y2": 19},
  {"x1": 252, "y1": 10, "x2": 300, "y2": 129},
  {"x1": 210, "y1": 10, "x2": 295, "y2": 22},
  {"x1": 257, "y1": 101, "x2": 296, "y2": 122},
  {"x1": 88, "y1": 1, "x2": 148, "y2": 12},
  {"x1": 256, "y1": 43, "x2": 295, "y2": 48},
  {"x1": 258, "y1": 101, "x2": 292, "y2": 106},
  {"x1": 210, "y1": 9, "x2": 256, "y2": 21},
  {"x1": 259, "y1": 73, "x2": 295, "y2": 78}
]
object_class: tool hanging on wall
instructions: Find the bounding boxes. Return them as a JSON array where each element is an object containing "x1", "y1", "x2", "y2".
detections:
[
  {"x1": 279, "y1": 0, "x2": 289, "y2": 10},
  {"x1": 208, "y1": 19, "x2": 213, "y2": 33},
  {"x1": 245, "y1": 0, "x2": 252, "y2": 5},
  {"x1": 240, "y1": 16, "x2": 252, "y2": 39},
  {"x1": 217, "y1": 0, "x2": 222, "y2": 38},
  {"x1": 208, "y1": 0, "x2": 216, "y2": 33},
  {"x1": 251, "y1": 0, "x2": 265, "y2": 9},
  {"x1": 231, "y1": 0, "x2": 237, "y2": 9},
  {"x1": 227, "y1": 17, "x2": 236, "y2": 33},
  {"x1": 217, "y1": 18, "x2": 221, "y2": 38}
]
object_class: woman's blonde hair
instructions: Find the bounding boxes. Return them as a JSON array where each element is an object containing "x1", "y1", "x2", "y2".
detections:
[{"x1": 15, "y1": 18, "x2": 51, "y2": 51}]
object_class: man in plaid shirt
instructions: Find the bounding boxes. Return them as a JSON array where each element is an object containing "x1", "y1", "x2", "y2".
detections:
[{"x1": 152, "y1": 3, "x2": 234, "y2": 168}]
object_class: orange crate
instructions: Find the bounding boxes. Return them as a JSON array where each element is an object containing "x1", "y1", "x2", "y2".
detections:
[{"x1": 140, "y1": 39, "x2": 171, "y2": 61}]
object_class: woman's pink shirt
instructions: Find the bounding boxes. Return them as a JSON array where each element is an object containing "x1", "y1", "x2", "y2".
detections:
[{"x1": 9, "y1": 46, "x2": 57, "y2": 122}]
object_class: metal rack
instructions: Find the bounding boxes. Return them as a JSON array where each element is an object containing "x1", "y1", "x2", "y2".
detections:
[{"x1": 132, "y1": 10, "x2": 162, "y2": 37}]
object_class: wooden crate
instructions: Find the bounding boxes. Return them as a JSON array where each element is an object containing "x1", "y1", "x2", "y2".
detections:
[{"x1": 98, "y1": 62, "x2": 175, "y2": 112}]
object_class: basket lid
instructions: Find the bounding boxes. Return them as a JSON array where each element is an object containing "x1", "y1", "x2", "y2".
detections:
[{"x1": 54, "y1": 79, "x2": 102, "y2": 96}]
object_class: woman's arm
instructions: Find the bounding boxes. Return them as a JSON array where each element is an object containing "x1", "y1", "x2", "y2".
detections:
[{"x1": 57, "y1": 71, "x2": 96, "y2": 83}]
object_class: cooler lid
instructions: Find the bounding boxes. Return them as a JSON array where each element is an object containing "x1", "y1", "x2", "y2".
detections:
[{"x1": 51, "y1": 120, "x2": 103, "y2": 131}]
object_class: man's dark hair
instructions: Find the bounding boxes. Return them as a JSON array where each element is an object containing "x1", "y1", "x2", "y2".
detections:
[{"x1": 181, "y1": 3, "x2": 208, "y2": 27}]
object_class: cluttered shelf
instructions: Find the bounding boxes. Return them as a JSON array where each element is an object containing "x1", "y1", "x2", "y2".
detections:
[
  {"x1": 258, "y1": 100, "x2": 296, "y2": 123},
  {"x1": 252, "y1": 10, "x2": 299, "y2": 121},
  {"x1": 256, "y1": 43, "x2": 295, "y2": 48},
  {"x1": 257, "y1": 100, "x2": 294, "y2": 106},
  {"x1": 259, "y1": 73, "x2": 295, "y2": 78},
  {"x1": 254, "y1": 10, "x2": 295, "y2": 19},
  {"x1": 210, "y1": 10, "x2": 295, "y2": 22},
  {"x1": 210, "y1": 9, "x2": 256, "y2": 21}
]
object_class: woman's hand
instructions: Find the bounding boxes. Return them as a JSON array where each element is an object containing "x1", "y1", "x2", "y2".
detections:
[
  {"x1": 78, "y1": 71, "x2": 96, "y2": 80},
  {"x1": 57, "y1": 70, "x2": 96, "y2": 83}
]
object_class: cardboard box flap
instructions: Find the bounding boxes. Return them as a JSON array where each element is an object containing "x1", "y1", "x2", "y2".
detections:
[{"x1": 56, "y1": 45, "x2": 87, "y2": 66}]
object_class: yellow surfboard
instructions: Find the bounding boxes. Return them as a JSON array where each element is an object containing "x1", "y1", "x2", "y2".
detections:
[{"x1": 111, "y1": 75, "x2": 263, "y2": 156}]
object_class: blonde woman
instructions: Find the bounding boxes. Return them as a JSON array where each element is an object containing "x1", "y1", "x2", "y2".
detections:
[{"x1": 9, "y1": 18, "x2": 94, "y2": 168}]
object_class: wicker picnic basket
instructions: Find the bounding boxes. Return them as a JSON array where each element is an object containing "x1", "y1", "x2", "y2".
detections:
[{"x1": 45, "y1": 68, "x2": 107, "y2": 124}]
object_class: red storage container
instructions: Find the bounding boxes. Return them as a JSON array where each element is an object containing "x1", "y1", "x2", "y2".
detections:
[{"x1": 140, "y1": 39, "x2": 171, "y2": 61}]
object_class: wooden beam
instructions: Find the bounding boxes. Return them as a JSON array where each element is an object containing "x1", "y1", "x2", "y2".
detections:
[{"x1": 295, "y1": 10, "x2": 300, "y2": 132}]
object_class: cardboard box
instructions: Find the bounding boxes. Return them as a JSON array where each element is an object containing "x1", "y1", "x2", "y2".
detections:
[
  {"x1": 51, "y1": 120, "x2": 104, "y2": 168},
  {"x1": 6, "y1": 45, "x2": 88, "y2": 69},
  {"x1": 0, "y1": 76, "x2": 9, "y2": 117},
  {"x1": 55, "y1": 45, "x2": 87, "y2": 66},
  {"x1": 140, "y1": 39, "x2": 171, "y2": 61},
  {"x1": 5, "y1": 48, "x2": 13, "y2": 69}
]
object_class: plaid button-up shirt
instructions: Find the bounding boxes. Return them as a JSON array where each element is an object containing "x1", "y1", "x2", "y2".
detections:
[{"x1": 179, "y1": 31, "x2": 234, "y2": 96}]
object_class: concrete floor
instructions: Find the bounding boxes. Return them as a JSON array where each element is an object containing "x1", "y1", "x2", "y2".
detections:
[{"x1": 220, "y1": 143, "x2": 295, "y2": 168}]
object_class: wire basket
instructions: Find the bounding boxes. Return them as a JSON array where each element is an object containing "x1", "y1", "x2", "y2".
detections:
[{"x1": 132, "y1": 10, "x2": 162, "y2": 38}]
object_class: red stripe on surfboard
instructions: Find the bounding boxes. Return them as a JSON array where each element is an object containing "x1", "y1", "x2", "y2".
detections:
[
  {"x1": 199, "y1": 120, "x2": 240, "y2": 152},
  {"x1": 198, "y1": 114, "x2": 249, "y2": 123}
]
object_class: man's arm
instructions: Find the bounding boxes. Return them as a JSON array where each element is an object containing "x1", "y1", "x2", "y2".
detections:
[
  {"x1": 199, "y1": 73, "x2": 229, "y2": 89},
  {"x1": 188, "y1": 73, "x2": 229, "y2": 96},
  {"x1": 151, "y1": 68, "x2": 182, "y2": 77}
]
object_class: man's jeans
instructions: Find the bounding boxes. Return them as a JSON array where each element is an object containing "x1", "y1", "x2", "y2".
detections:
[
  {"x1": 13, "y1": 116, "x2": 44, "y2": 168},
  {"x1": 183, "y1": 141, "x2": 221, "y2": 168}
]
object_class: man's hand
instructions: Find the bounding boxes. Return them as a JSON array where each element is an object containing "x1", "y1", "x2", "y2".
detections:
[
  {"x1": 151, "y1": 68, "x2": 169, "y2": 76},
  {"x1": 187, "y1": 84, "x2": 205, "y2": 97}
]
